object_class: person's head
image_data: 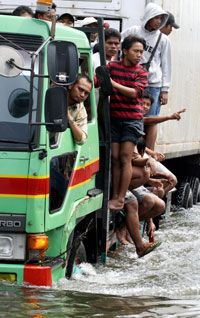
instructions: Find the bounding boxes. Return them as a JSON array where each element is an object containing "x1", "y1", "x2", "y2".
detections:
[
  {"x1": 104, "y1": 28, "x2": 121, "y2": 60},
  {"x1": 57, "y1": 13, "x2": 75, "y2": 27},
  {"x1": 142, "y1": 90, "x2": 154, "y2": 115},
  {"x1": 122, "y1": 35, "x2": 146, "y2": 66},
  {"x1": 12, "y1": 5, "x2": 33, "y2": 18},
  {"x1": 35, "y1": 2, "x2": 57, "y2": 21},
  {"x1": 68, "y1": 75, "x2": 93, "y2": 105},
  {"x1": 146, "y1": 15, "x2": 163, "y2": 31},
  {"x1": 142, "y1": 3, "x2": 168, "y2": 32},
  {"x1": 81, "y1": 17, "x2": 98, "y2": 43},
  {"x1": 160, "y1": 12, "x2": 180, "y2": 35}
]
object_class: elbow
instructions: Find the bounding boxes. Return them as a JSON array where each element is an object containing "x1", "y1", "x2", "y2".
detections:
[{"x1": 75, "y1": 132, "x2": 87, "y2": 145}]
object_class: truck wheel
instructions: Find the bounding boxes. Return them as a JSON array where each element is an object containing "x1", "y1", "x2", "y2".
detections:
[
  {"x1": 175, "y1": 182, "x2": 193, "y2": 209},
  {"x1": 185, "y1": 176, "x2": 200, "y2": 204},
  {"x1": 66, "y1": 239, "x2": 86, "y2": 279}
]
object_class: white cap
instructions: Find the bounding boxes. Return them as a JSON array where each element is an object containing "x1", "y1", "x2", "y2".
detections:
[{"x1": 81, "y1": 17, "x2": 98, "y2": 26}]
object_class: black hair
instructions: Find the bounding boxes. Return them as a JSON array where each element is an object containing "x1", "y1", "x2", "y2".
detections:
[
  {"x1": 13, "y1": 5, "x2": 34, "y2": 17},
  {"x1": 105, "y1": 28, "x2": 121, "y2": 42},
  {"x1": 52, "y1": 2, "x2": 57, "y2": 10},
  {"x1": 76, "y1": 74, "x2": 93, "y2": 87},
  {"x1": 122, "y1": 35, "x2": 146, "y2": 51},
  {"x1": 142, "y1": 90, "x2": 154, "y2": 105}
]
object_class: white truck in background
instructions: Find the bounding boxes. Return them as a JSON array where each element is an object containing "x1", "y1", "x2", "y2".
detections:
[{"x1": 2, "y1": 0, "x2": 200, "y2": 207}]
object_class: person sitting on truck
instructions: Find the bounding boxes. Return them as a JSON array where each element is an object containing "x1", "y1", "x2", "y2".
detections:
[
  {"x1": 116, "y1": 155, "x2": 164, "y2": 255},
  {"x1": 93, "y1": 28, "x2": 121, "y2": 71},
  {"x1": 12, "y1": 5, "x2": 34, "y2": 18},
  {"x1": 118, "y1": 190, "x2": 162, "y2": 257},
  {"x1": 67, "y1": 74, "x2": 93, "y2": 145},
  {"x1": 96, "y1": 35, "x2": 148, "y2": 210}
]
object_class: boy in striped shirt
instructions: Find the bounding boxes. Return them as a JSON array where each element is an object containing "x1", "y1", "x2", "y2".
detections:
[{"x1": 99, "y1": 35, "x2": 148, "y2": 210}]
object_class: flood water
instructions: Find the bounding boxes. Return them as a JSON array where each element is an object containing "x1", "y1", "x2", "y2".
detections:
[{"x1": 1, "y1": 205, "x2": 200, "y2": 317}]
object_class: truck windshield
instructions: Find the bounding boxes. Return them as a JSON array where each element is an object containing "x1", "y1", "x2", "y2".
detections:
[{"x1": 0, "y1": 43, "x2": 42, "y2": 150}]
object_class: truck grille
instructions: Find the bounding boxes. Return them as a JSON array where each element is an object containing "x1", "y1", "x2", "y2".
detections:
[{"x1": 0, "y1": 33, "x2": 44, "y2": 51}]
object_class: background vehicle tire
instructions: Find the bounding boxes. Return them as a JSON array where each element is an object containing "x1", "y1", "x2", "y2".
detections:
[
  {"x1": 175, "y1": 182, "x2": 193, "y2": 209},
  {"x1": 184, "y1": 176, "x2": 200, "y2": 205}
]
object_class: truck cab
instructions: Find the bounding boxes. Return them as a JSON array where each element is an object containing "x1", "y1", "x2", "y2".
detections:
[{"x1": 0, "y1": 14, "x2": 110, "y2": 286}]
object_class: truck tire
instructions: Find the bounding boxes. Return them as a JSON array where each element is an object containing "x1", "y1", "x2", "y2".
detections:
[
  {"x1": 175, "y1": 182, "x2": 193, "y2": 209},
  {"x1": 66, "y1": 239, "x2": 86, "y2": 279},
  {"x1": 184, "y1": 176, "x2": 200, "y2": 205}
]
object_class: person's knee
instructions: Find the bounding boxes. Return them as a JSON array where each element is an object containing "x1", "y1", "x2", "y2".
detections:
[
  {"x1": 171, "y1": 174, "x2": 177, "y2": 187},
  {"x1": 142, "y1": 194, "x2": 154, "y2": 210},
  {"x1": 154, "y1": 197, "x2": 165, "y2": 214},
  {"x1": 156, "y1": 187, "x2": 165, "y2": 198},
  {"x1": 120, "y1": 152, "x2": 132, "y2": 167},
  {"x1": 112, "y1": 155, "x2": 119, "y2": 167}
]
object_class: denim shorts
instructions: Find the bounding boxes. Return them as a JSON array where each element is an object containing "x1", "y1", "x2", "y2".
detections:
[
  {"x1": 145, "y1": 87, "x2": 161, "y2": 116},
  {"x1": 111, "y1": 119, "x2": 145, "y2": 144}
]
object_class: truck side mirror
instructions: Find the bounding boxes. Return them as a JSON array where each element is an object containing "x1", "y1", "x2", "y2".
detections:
[
  {"x1": 47, "y1": 41, "x2": 78, "y2": 85},
  {"x1": 45, "y1": 86, "x2": 68, "y2": 132}
]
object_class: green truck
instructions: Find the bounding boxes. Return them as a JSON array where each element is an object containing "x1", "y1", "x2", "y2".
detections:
[{"x1": 0, "y1": 14, "x2": 111, "y2": 286}]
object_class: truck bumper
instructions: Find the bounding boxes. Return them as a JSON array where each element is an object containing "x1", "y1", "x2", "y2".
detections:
[{"x1": 0, "y1": 259, "x2": 65, "y2": 287}]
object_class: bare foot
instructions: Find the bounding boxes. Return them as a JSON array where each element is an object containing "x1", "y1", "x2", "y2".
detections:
[{"x1": 108, "y1": 198, "x2": 124, "y2": 210}]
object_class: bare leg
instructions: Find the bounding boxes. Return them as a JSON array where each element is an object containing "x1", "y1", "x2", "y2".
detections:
[
  {"x1": 129, "y1": 166, "x2": 150, "y2": 189},
  {"x1": 145, "y1": 124, "x2": 157, "y2": 151},
  {"x1": 125, "y1": 200, "x2": 160, "y2": 256},
  {"x1": 109, "y1": 141, "x2": 135, "y2": 210},
  {"x1": 139, "y1": 194, "x2": 165, "y2": 221},
  {"x1": 125, "y1": 200, "x2": 144, "y2": 251}
]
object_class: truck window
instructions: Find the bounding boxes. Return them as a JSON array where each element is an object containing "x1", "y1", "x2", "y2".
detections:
[
  {"x1": 0, "y1": 47, "x2": 42, "y2": 148},
  {"x1": 49, "y1": 152, "x2": 76, "y2": 212}
]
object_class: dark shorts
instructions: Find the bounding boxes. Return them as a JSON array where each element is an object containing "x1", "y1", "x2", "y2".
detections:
[{"x1": 111, "y1": 119, "x2": 145, "y2": 144}]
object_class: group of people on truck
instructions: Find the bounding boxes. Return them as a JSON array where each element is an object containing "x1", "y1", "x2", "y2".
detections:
[{"x1": 12, "y1": 2, "x2": 185, "y2": 258}]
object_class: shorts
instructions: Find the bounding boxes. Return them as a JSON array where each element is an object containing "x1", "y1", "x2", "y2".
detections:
[
  {"x1": 131, "y1": 185, "x2": 151, "y2": 203},
  {"x1": 111, "y1": 119, "x2": 145, "y2": 144},
  {"x1": 124, "y1": 190, "x2": 137, "y2": 204},
  {"x1": 145, "y1": 87, "x2": 161, "y2": 116}
]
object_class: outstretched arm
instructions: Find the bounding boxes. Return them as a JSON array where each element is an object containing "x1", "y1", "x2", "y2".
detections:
[{"x1": 144, "y1": 108, "x2": 186, "y2": 125}]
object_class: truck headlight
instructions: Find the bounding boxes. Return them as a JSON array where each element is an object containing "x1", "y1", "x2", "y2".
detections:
[
  {"x1": 0, "y1": 234, "x2": 26, "y2": 260},
  {"x1": 0, "y1": 236, "x2": 13, "y2": 258}
]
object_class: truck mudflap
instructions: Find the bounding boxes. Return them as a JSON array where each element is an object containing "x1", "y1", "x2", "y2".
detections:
[{"x1": 0, "y1": 258, "x2": 65, "y2": 287}]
